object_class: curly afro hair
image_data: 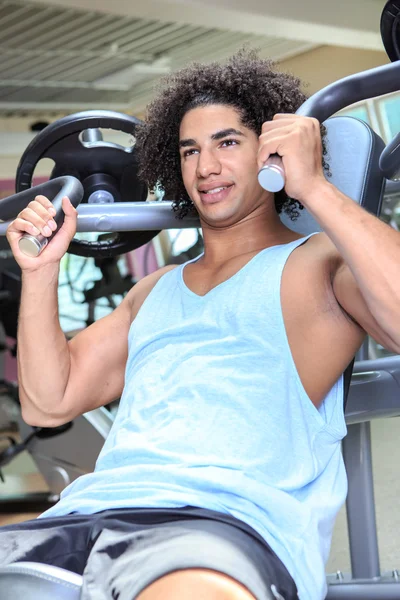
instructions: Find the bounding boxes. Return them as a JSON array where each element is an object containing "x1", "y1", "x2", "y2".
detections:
[{"x1": 135, "y1": 48, "x2": 329, "y2": 220}]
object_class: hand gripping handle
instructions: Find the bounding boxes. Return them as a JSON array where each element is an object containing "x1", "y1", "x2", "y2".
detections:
[{"x1": 17, "y1": 176, "x2": 84, "y2": 257}]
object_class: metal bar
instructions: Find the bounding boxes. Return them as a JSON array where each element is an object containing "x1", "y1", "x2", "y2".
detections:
[
  {"x1": 345, "y1": 369, "x2": 400, "y2": 425},
  {"x1": 0, "y1": 202, "x2": 200, "y2": 235},
  {"x1": 327, "y1": 581, "x2": 400, "y2": 599},
  {"x1": 298, "y1": 60, "x2": 400, "y2": 121},
  {"x1": 356, "y1": 339, "x2": 370, "y2": 362},
  {"x1": 342, "y1": 422, "x2": 380, "y2": 579}
]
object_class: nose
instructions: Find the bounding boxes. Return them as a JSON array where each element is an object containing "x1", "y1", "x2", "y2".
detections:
[{"x1": 196, "y1": 148, "x2": 221, "y2": 179}]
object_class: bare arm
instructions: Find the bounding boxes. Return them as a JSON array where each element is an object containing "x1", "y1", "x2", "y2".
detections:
[
  {"x1": 19, "y1": 264, "x2": 176, "y2": 428},
  {"x1": 305, "y1": 182, "x2": 400, "y2": 354},
  {"x1": 258, "y1": 114, "x2": 400, "y2": 352},
  {"x1": 18, "y1": 263, "x2": 132, "y2": 427},
  {"x1": 7, "y1": 193, "x2": 176, "y2": 427}
]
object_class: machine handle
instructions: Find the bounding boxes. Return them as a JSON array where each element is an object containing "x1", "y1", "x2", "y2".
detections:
[
  {"x1": 15, "y1": 176, "x2": 84, "y2": 257},
  {"x1": 257, "y1": 154, "x2": 285, "y2": 192},
  {"x1": 379, "y1": 131, "x2": 400, "y2": 180},
  {"x1": 257, "y1": 59, "x2": 400, "y2": 192}
]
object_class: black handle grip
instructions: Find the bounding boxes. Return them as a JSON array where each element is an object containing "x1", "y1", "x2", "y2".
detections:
[
  {"x1": 379, "y1": 132, "x2": 400, "y2": 180},
  {"x1": 0, "y1": 176, "x2": 85, "y2": 257}
]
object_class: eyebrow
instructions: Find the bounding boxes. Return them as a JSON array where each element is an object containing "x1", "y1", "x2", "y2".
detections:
[{"x1": 179, "y1": 128, "x2": 245, "y2": 148}]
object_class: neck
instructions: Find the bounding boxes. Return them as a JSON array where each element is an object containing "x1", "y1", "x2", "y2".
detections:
[{"x1": 199, "y1": 203, "x2": 302, "y2": 266}]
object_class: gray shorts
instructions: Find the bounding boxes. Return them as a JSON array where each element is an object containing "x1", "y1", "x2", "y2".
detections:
[{"x1": 0, "y1": 506, "x2": 297, "y2": 600}]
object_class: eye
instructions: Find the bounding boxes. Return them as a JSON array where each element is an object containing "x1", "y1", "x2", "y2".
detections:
[
  {"x1": 182, "y1": 148, "x2": 198, "y2": 158},
  {"x1": 221, "y1": 138, "x2": 239, "y2": 148}
]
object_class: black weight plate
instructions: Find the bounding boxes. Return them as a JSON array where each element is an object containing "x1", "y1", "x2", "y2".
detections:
[
  {"x1": 16, "y1": 111, "x2": 160, "y2": 258},
  {"x1": 381, "y1": 1, "x2": 400, "y2": 62}
]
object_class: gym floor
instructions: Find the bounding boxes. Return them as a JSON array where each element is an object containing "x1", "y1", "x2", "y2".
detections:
[{"x1": 0, "y1": 417, "x2": 399, "y2": 577}]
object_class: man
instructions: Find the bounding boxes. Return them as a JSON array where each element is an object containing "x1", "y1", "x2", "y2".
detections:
[{"x1": 2, "y1": 50, "x2": 400, "y2": 600}]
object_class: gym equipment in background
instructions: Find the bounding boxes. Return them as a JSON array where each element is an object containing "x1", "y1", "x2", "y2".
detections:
[{"x1": 16, "y1": 112, "x2": 159, "y2": 258}]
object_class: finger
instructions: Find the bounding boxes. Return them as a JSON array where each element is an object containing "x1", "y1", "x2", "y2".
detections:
[
  {"x1": 58, "y1": 197, "x2": 78, "y2": 241},
  {"x1": 24, "y1": 199, "x2": 57, "y2": 227},
  {"x1": 272, "y1": 113, "x2": 299, "y2": 121},
  {"x1": 8, "y1": 216, "x2": 42, "y2": 238},
  {"x1": 62, "y1": 196, "x2": 77, "y2": 213},
  {"x1": 260, "y1": 123, "x2": 293, "y2": 139},
  {"x1": 18, "y1": 207, "x2": 57, "y2": 236},
  {"x1": 34, "y1": 194, "x2": 56, "y2": 209},
  {"x1": 261, "y1": 123, "x2": 291, "y2": 137},
  {"x1": 257, "y1": 134, "x2": 288, "y2": 168},
  {"x1": 33, "y1": 195, "x2": 57, "y2": 216}
]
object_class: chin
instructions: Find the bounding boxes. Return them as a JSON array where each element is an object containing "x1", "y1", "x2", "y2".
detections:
[{"x1": 202, "y1": 206, "x2": 242, "y2": 228}]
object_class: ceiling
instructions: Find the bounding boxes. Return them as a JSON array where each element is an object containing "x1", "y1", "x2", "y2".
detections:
[{"x1": 0, "y1": 0, "x2": 388, "y2": 118}]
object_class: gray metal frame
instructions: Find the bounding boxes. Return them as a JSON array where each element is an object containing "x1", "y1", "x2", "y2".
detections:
[
  {"x1": 325, "y1": 351, "x2": 400, "y2": 599},
  {"x1": 0, "y1": 201, "x2": 199, "y2": 235}
]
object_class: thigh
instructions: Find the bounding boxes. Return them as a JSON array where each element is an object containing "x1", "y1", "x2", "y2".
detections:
[
  {"x1": 0, "y1": 513, "x2": 92, "y2": 574},
  {"x1": 81, "y1": 518, "x2": 298, "y2": 600}
]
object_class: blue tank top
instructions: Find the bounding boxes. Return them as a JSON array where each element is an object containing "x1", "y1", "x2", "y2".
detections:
[{"x1": 40, "y1": 234, "x2": 348, "y2": 600}]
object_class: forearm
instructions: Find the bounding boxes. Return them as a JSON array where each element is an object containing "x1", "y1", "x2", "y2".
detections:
[
  {"x1": 17, "y1": 264, "x2": 72, "y2": 424},
  {"x1": 305, "y1": 180, "x2": 400, "y2": 343}
]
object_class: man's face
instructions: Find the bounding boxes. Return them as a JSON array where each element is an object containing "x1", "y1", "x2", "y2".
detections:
[{"x1": 179, "y1": 104, "x2": 271, "y2": 227}]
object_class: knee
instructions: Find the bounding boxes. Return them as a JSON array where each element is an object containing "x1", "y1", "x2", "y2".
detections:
[{"x1": 136, "y1": 568, "x2": 256, "y2": 600}]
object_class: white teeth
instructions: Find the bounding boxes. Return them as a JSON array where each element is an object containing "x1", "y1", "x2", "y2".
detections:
[{"x1": 203, "y1": 186, "x2": 227, "y2": 194}]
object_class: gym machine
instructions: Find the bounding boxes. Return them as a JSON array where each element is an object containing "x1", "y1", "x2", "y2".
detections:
[{"x1": 1, "y1": 1, "x2": 400, "y2": 597}]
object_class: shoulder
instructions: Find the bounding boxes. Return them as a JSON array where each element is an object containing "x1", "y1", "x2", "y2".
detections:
[
  {"x1": 300, "y1": 232, "x2": 344, "y2": 273},
  {"x1": 126, "y1": 264, "x2": 179, "y2": 318},
  {"x1": 137, "y1": 263, "x2": 179, "y2": 290},
  {"x1": 283, "y1": 231, "x2": 347, "y2": 318}
]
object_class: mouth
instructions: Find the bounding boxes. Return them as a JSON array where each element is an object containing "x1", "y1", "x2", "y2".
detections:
[{"x1": 198, "y1": 184, "x2": 234, "y2": 204}]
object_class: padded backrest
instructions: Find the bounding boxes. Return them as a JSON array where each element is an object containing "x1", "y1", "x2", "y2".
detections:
[
  {"x1": 280, "y1": 116, "x2": 385, "y2": 234},
  {"x1": 280, "y1": 116, "x2": 386, "y2": 408}
]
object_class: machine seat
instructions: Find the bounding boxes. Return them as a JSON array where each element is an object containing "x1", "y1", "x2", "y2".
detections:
[{"x1": 0, "y1": 562, "x2": 82, "y2": 599}]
